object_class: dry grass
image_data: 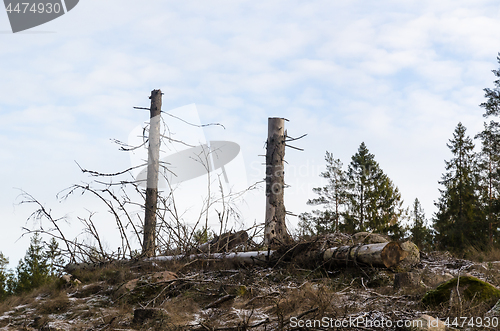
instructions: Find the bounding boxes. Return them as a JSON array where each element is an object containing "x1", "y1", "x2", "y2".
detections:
[
  {"x1": 4, "y1": 249, "x2": 500, "y2": 330},
  {"x1": 461, "y1": 246, "x2": 500, "y2": 262},
  {"x1": 37, "y1": 291, "x2": 70, "y2": 314}
]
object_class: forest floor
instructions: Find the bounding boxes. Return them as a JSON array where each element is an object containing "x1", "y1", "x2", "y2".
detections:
[{"x1": 0, "y1": 249, "x2": 500, "y2": 330}]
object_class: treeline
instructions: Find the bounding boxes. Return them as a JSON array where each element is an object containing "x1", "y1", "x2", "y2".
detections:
[
  {"x1": 0, "y1": 233, "x2": 64, "y2": 300},
  {"x1": 300, "y1": 54, "x2": 500, "y2": 253}
]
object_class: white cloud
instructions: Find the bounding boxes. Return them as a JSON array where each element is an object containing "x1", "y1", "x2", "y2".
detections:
[{"x1": 1, "y1": 0, "x2": 500, "y2": 264}]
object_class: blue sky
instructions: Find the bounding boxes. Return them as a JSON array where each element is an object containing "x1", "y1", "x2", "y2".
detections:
[{"x1": 1, "y1": 0, "x2": 500, "y2": 265}]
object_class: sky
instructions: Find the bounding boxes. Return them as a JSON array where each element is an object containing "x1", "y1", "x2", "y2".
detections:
[{"x1": 1, "y1": 0, "x2": 500, "y2": 266}]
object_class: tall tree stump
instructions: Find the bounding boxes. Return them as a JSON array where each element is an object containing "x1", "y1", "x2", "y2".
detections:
[
  {"x1": 265, "y1": 118, "x2": 291, "y2": 247},
  {"x1": 142, "y1": 89, "x2": 162, "y2": 257}
]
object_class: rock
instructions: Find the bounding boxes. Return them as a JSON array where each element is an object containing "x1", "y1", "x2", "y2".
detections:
[
  {"x1": 124, "y1": 278, "x2": 139, "y2": 291},
  {"x1": 422, "y1": 275, "x2": 500, "y2": 306},
  {"x1": 123, "y1": 270, "x2": 177, "y2": 291},
  {"x1": 406, "y1": 314, "x2": 446, "y2": 330},
  {"x1": 150, "y1": 270, "x2": 177, "y2": 282},
  {"x1": 60, "y1": 274, "x2": 82, "y2": 287},
  {"x1": 421, "y1": 271, "x2": 453, "y2": 288},
  {"x1": 394, "y1": 272, "x2": 421, "y2": 290},
  {"x1": 368, "y1": 270, "x2": 394, "y2": 287},
  {"x1": 61, "y1": 274, "x2": 71, "y2": 283},
  {"x1": 352, "y1": 232, "x2": 389, "y2": 245},
  {"x1": 133, "y1": 308, "x2": 169, "y2": 324}
]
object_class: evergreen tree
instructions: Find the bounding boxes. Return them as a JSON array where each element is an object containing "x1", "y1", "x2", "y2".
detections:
[
  {"x1": 0, "y1": 252, "x2": 12, "y2": 300},
  {"x1": 344, "y1": 142, "x2": 405, "y2": 237},
  {"x1": 299, "y1": 152, "x2": 347, "y2": 235},
  {"x1": 475, "y1": 121, "x2": 500, "y2": 246},
  {"x1": 476, "y1": 55, "x2": 500, "y2": 247},
  {"x1": 45, "y1": 238, "x2": 64, "y2": 278},
  {"x1": 434, "y1": 123, "x2": 486, "y2": 251},
  {"x1": 480, "y1": 53, "x2": 500, "y2": 117},
  {"x1": 410, "y1": 198, "x2": 433, "y2": 251},
  {"x1": 14, "y1": 233, "x2": 51, "y2": 294}
]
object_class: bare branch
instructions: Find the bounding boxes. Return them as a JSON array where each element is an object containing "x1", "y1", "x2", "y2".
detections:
[
  {"x1": 285, "y1": 133, "x2": 307, "y2": 142},
  {"x1": 75, "y1": 160, "x2": 147, "y2": 177},
  {"x1": 284, "y1": 144, "x2": 304, "y2": 151},
  {"x1": 161, "y1": 110, "x2": 226, "y2": 129}
]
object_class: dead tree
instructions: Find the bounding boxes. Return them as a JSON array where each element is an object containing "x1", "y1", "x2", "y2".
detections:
[
  {"x1": 264, "y1": 118, "x2": 290, "y2": 247},
  {"x1": 147, "y1": 239, "x2": 419, "y2": 270},
  {"x1": 142, "y1": 89, "x2": 162, "y2": 257}
]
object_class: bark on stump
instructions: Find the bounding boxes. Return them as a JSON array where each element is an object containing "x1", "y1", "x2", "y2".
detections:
[
  {"x1": 142, "y1": 89, "x2": 162, "y2": 257},
  {"x1": 264, "y1": 117, "x2": 291, "y2": 248}
]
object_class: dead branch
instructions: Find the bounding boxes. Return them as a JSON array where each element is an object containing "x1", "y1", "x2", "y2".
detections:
[{"x1": 284, "y1": 133, "x2": 307, "y2": 142}]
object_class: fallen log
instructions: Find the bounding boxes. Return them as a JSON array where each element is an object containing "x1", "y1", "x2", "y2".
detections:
[
  {"x1": 307, "y1": 241, "x2": 413, "y2": 269},
  {"x1": 65, "y1": 241, "x2": 419, "y2": 273},
  {"x1": 151, "y1": 241, "x2": 418, "y2": 270}
]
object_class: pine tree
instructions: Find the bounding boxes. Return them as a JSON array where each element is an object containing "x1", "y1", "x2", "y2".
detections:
[
  {"x1": 45, "y1": 238, "x2": 64, "y2": 278},
  {"x1": 410, "y1": 198, "x2": 433, "y2": 251},
  {"x1": 299, "y1": 152, "x2": 347, "y2": 235},
  {"x1": 14, "y1": 233, "x2": 51, "y2": 294},
  {"x1": 344, "y1": 142, "x2": 405, "y2": 237},
  {"x1": 434, "y1": 123, "x2": 486, "y2": 251}
]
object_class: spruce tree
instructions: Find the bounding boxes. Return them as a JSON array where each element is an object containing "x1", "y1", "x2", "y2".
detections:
[
  {"x1": 410, "y1": 198, "x2": 433, "y2": 251},
  {"x1": 434, "y1": 123, "x2": 486, "y2": 251},
  {"x1": 14, "y1": 233, "x2": 51, "y2": 294},
  {"x1": 344, "y1": 142, "x2": 405, "y2": 237},
  {"x1": 480, "y1": 53, "x2": 500, "y2": 117},
  {"x1": 299, "y1": 152, "x2": 347, "y2": 235},
  {"x1": 45, "y1": 238, "x2": 64, "y2": 277},
  {"x1": 475, "y1": 121, "x2": 500, "y2": 246},
  {"x1": 476, "y1": 54, "x2": 500, "y2": 247}
]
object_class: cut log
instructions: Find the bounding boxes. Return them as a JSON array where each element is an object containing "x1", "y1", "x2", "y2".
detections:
[
  {"x1": 321, "y1": 242, "x2": 406, "y2": 268},
  {"x1": 151, "y1": 241, "x2": 419, "y2": 270},
  {"x1": 395, "y1": 241, "x2": 420, "y2": 272},
  {"x1": 66, "y1": 240, "x2": 420, "y2": 273}
]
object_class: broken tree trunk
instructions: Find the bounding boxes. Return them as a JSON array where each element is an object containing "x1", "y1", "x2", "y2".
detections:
[
  {"x1": 65, "y1": 240, "x2": 419, "y2": 273},
  {"x1": 142, "y1": 89, "x2": 162, "y2": 257},
  {"x1": 149, "y1": 241, "x2": 418, "y2": 270},
  {"x1": 264, "y1": 117, "x2": 291, "y2": 247}
]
